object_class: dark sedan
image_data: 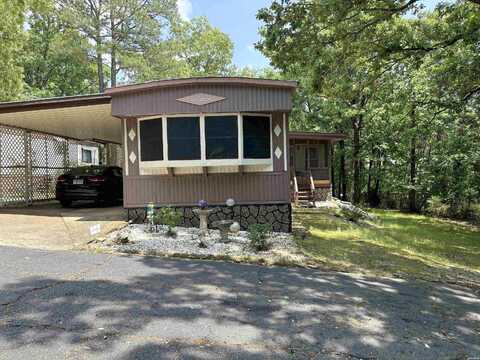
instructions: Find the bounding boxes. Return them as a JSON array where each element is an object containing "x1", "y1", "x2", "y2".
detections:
[{"x1": 55, "y1": 166, "x2": 123, "y2": 207}]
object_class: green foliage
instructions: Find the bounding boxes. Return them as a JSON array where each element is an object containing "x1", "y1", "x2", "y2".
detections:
[
  {"x1": 425, "y1": 196, "x2": 451, "y2": 219},
  {"x1": 247, "y1": 224, "x2": 271, "y2": 252},
  {"x1": 155, "y1": 207, "x2": 182, "y2": 237},
  {"x1": 0, "y1": 0, "x2": 27, "y2": 100},
  {"x1": 257, "y1": 0, "x2": 480, "y2": 218},
  {"x1": 21, "y1": 1, "x2": 97, "y2": 97},
  {"x1": 135, "y1": 16, "x2": 234, "y2": 81}
]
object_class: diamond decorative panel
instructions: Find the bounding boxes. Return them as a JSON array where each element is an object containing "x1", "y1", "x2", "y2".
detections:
[
  {"x1": 275, "y1": 147, "x2": 282, "y2": 159},
  {"x1": 129, "y1": 152, "x2": 137, "y2": 164},
  {"x1": 274, "y1": 124, "x2": 282, "y2": 137},
  {"x1": 128, "y1": 129, "x2": 136, "y2": 142},
  {"x1": 176, "y1": 93, "x2": 226, "y2": 106}
]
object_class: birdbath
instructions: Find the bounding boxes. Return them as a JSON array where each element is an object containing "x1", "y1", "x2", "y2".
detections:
[
  {"x1": 212, "y1": 220, "x2": 234, "y2": 243},
  {"x1": 193, "y1": 208, "x2": 213, "y2": 236}
]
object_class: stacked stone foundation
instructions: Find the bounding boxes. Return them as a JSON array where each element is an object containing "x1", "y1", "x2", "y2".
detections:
[{"x1": 127, "y1": 203, "x2": 292, "y2": 233}]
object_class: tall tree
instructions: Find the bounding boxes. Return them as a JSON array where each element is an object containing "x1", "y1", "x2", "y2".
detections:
[
  {"x1": 0, "y1": 0, "x2": 28, "y2": 100},
  {"x1": 57, "y1": 0, "x2": 177, "y2": 92},
  {"x1": 134, "y1": 16, "x2": 234, "y2": 81},
  {"x1": 257, "y1": 0, "x2": 480, "y2": 212},
  {"x1": 22, "y1": 1, "x2": 98, "y2": 97}
]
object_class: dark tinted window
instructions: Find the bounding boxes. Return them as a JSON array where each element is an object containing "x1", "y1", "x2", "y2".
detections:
[
  {"x1": 167, "y1": 117, "x2": 201, "y2": 160},
  {"x1": 205, "y1": 115, "x2": 238, "y2": 159},
  {"x1": 243, "y1": 115, "x2": 271, "y2": 159},
  {"x1": 140, "y1": 118, "x2": 163, "y2": 161}
]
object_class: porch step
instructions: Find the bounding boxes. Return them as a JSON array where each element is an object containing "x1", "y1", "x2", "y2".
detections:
[{"x1": 296, "y1": 200, "x2": 313, "y2": 208}]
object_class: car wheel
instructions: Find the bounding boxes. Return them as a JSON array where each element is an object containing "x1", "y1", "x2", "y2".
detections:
[{"x1": 60, "y1": 200, "x2": 72, "y2": 208}]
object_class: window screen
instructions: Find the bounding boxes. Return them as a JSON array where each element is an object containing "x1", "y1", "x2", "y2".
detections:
[
  {"x1": 243, "y1": 115, "x2": 271, "y2": 159},
  {"x1": 308, "y1": 147, "x2": 319, "y2": 168},
  {"x1": 205, "y1": 115, "x2": 238, "y2": 159},
  {"x1": 140, "y1": 118, "x2": 163, "y2": 161},
  {"x1": 167, "y1": 117, "x2": 201, "y2": 160}
]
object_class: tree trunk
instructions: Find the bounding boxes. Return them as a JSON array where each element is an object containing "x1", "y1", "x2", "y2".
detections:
[
  {"x1": 96, "y1": 49, "x2": 104, "y2": 93},
  {"x1": 408, "y1": 110, "x2": 417, "y2": 212},
  {"x1": 110, "y1": 14, "x2": 117, "y2": 87},
  {"x1": 339, "y1": 140, "x2": 347, "y2": 201},
  {"x1": 95, "y1": 2, "x2": 104, "y2": 93},
  {"x1": 367, "y1": 157, "x2": 373, "y2": 203},
  {"x1": 352, "y1": 116, "x2": 362, "y2": 204},
  {"x1": 110, "y1": 47, "x2": 116, "y2": 88}
]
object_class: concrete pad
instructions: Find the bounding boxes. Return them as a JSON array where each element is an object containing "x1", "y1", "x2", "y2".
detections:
[{"x1": 0, "y1": 202, "x2": 126, "y2": 250}]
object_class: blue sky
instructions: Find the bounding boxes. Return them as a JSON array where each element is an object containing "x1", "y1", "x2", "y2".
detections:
[{"x1": 177, "y1": 0, "x2": 442, "y2": 69}]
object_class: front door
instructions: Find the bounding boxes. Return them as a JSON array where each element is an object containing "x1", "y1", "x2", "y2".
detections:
[{"x1": 294, "y1": 145, "x2": 307, "y2": 173}]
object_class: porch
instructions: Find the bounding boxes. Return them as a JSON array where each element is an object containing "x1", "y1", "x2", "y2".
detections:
[{"x1": 289, "y1": 132, "x2": 346, "y2": 206}]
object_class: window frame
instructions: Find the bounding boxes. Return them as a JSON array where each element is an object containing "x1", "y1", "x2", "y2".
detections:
[
  {"x1": 138, "y1": 112, "x2": 273, "y2": 169},
  {"x1": 166, "y1": 115, "x2": 202, "y2": 161},
  {"x1": 241, "y1": 113, "x2": 273, "y2": 161},
  {"x1": 138, "y1": 117, "x2": 164, "y2": 162},
  {"x1": 204, "y1": 114, "x2": 239, "y2": 160},
  {"x1": 78, "y1": 145, "x2": 98, "y2": 165}
]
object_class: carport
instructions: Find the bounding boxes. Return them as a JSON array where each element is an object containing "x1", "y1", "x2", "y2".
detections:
[{"x1": 0, "y1": 94, "x2": 122, "y2": 206}]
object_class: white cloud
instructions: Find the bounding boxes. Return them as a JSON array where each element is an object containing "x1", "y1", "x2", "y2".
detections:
[{"x1": 177, "y1": 0, "x2": 193, "y2": 21}]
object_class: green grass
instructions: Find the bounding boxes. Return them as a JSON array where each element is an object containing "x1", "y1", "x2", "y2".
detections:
[{"x1": 295, "y1": 208, "x2": 480, "y2": 284}]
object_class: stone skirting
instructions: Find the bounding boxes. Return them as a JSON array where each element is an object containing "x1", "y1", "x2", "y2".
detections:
[
  {"x1": 314, "y1": 186, "x2": 332, "y2": 202},
  {"x1": 127, "y1": 203, "x2": 292, "y2": 233}
]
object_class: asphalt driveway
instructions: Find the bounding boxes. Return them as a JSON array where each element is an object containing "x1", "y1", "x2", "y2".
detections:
[
  {"x1": 0, "y1": 203, "x2": 126, "y2": 250},
  {"x1": 0, "y1": 246, "x2": 478, "y2": 359}
]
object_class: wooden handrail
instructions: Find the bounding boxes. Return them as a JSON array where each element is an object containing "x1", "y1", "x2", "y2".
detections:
[
  {"x1": 309, "y1": 170, "x2": 315, "y2": 192},
  {"x1": 293, "y1": 176, "x2": 299, "y2": 205}
]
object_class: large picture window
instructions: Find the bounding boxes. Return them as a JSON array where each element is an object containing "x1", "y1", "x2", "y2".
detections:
[
  {"x1": 243, "y1": 115, "x2": 271, "y2": 159},
  {"x1": 167, "y1": 116, "x2": 201, "y2": 160},
  {"x1": 205, "y1": 115, "x2": 238, "y2": 159},
  {"x1": 139, "y1": 118, "x2": 163, "y2": 161}
]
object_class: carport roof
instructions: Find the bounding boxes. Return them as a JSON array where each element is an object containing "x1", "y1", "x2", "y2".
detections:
[
  {"x1": 0, "y1": 94, "x2": 111, "y2": 114},
  {"x1": 0, "y1": 94, "x2": 121, "y2": 144}
]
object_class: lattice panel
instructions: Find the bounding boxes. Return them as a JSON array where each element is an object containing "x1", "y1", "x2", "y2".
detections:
[
  {"x1": 68, "y1": 141, "x2": 80, "y2": 167},
  {"x1": 0, "y1": 126, "x2": 25, "y2": 167},
  {"x1": 0, "y1": 167, "x2": 27, "y2": 206},
  {"x1": 0, "y1": 126, "x2": 27, "y2": 205},
  {"x1": 0, "y1": 125, "x2": 119, "y2": 207}
]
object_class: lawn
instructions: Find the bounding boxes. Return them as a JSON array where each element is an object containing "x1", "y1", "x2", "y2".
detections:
[{"x1": 295, "y1": 208, "x2": 480, "y2": 285}]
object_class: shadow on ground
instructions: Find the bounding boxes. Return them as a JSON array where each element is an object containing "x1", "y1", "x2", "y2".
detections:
[{"x1": 0, "y1": 252, "x2": 479, "y2": 359}]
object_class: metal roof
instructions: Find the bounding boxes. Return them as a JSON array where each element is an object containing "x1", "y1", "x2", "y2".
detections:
[
  {"x1": 105, "y1": 77, "x2": 298, "y2": 96},
  {"x1": 0, "y1": 94, "x2": 111, "y2": 114},
  {"x1": 289, "y1": 131, "x2": 347, "y2": 141}
]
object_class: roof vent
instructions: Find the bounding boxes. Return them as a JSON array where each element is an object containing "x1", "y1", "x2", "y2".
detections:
[{"x1": 176, "y1": 93, "x2": 226, "y2": 106}]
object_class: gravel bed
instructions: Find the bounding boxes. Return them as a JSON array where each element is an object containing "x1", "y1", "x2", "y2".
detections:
[{"x1": 100, "y1": 225, "x2": 303, "y2": 263}]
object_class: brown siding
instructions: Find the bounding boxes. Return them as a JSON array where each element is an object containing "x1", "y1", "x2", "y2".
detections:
[
  {"x1": 123, "y1": 172, "x2": 290, "y2": 207},
  {"x1": 111, "y1": 84, "x2": 293, "y2": 117},
  {"x1": 125, "y1": 118, "x2": 139, "y2": 176},
  {"x1": 272, "y1": 112, "x2": 285, "y2": 172}
]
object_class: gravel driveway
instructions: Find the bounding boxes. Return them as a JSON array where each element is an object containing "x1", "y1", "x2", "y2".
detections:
[{"x1": 0, "y1": 245, "x2": 479, "y2": 359}]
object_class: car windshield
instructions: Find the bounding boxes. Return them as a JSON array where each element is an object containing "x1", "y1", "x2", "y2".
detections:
[{"x1": 67, "y1": 166, "x2": 105, "y2": 176}]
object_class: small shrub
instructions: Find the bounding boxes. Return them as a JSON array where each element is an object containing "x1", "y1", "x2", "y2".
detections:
[
  {"x1": 248, "y1": 223, "x2": 271, "y2": 252},
  {"x1": 156, "y1": 207, "x2": 182, "y2": 237},
  {"x1": 426, "y1": 196, "x2": 451, "y2": 218}
]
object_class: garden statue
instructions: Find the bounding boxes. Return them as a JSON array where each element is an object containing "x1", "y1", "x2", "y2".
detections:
[
  {"x1": 193, "y1": 199, "x2": 213, "y2": 237},
  {"x1": 146, "y1": 202, "x2": 155, "y2": 232},
  {"x1": 212, "y1": 198, "x2": 236, "y2": 242}
]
